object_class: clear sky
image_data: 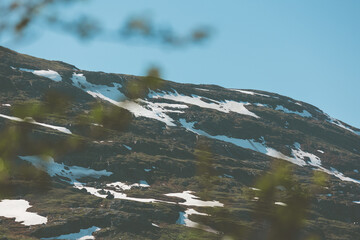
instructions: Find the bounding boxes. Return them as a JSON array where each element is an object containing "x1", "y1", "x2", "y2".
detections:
[{"x1": 2, "y1": 0, "x2": 359, "y2": 128}]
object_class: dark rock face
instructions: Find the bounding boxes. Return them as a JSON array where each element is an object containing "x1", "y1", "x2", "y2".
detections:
[{"x1": 0, "y1": 46, "x2": 359, "y2": 240}]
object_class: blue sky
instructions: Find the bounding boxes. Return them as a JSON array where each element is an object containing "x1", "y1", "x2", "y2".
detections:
[{"x1": 2, "y1": 0, "x2": 360, "y2": 128}]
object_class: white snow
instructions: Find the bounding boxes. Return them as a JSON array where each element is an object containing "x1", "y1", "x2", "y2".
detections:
[
  {"x1": 19, "y1": 155, "x2": 112, "y2": 184},
  {"x1": 353, "y1": 201, "x2": 360, "y2": 204},
  {"x1": 139, "y1": 180, "x2": 150, "y2": 187},
  {"x1": 0, "y1": 114, "x2": 72, "y2": 134},
  {"x1": 327, "y1": 116, "x2": 360, "y2": 136},
  {"x1": 195, "y1": 88, "x2": 210, "y2": 92},
  {"x1": 176, "y1": 209, "x2": 218, "y2": 234},
  {"x1": 320, "y1": 167, "x2": 360, "y2": 184},
  {"x1": 144, "y1": 168, "x2": 152, "y2": 172},
  {"x1": 266, "y1": 148, "x2": 306, "y2": 166},
  {"x1": 164, "y1": 191, "x2": 224, "y2": 207},
  {"x1": 150, "y1": 102, "x2": 189, "y2": 109},
  {"x1": 1, "y1": 104, "x2": 11, "y2": 107},
  {"x1": 223, "y1": 174, "x2": 234, "y2": 178},
  {"x1": 275, "y1": 105, "x2": 312, "y2": 118},
  {"x1": 180, "y1": 119, "x2": 360, "y2": 184},
  {"x1": 179, "y1": 119, "x2": 262, "y2": 150},
  {"x1": 123, "y1": 144, "x2": 132, "y2": 150},
  {"x1": 291, "y1": 145, "x2": 360, "y2": 184},
  {"x1": 148, "y1": 90, "x2": 260, "y2": 118},
  {"x1": 254, "y1": 103, "x2": 270, "y2": 107},
  {"x1": 106, "y1": 181, "x2": 150, "y2": 191},
  {"x1": 140, "y1": 101, "x2": 187, "y2": 114},
  {"x1": 232, "y1": 89, "x2": 270, "y2": 98},
  {"x1": 74, "y1": 187, "x2": 223, "y2": 207},
  {"x1": 317, "y1": 150, "x2": 325, "y2": 154},
  {"x1": 41, "y1": 226, "x2": 100, "y2": 240},
  {"x1": 19, "y1": 68, "x2": 62, "y2": 82},
  {"x1": 274, "y1": 202, "x2": 287, "y2": 207},
  {"x1": 73, "y1": 188, "x2": 223, "y2": 207},
  {"x1": 119, "y1": 100, "x2": 177, "y2": 126},
  {"x1": 152, "y1": 223, "x2": 160, "y2": 227},
  {"x1": 292, "y1": 142, "x2": 322, "y2": 166},
  {"x1": 106, "y1": 182, "x2": 135, "y2": 191},
  {"x1": 71, "y1": 73, "x2": 125, "y2": 103},
  {"x1": 0, "y1": 113, "x2": 20, "y2": 122},
  {"x1": 33, "y1": 121, "x2": 71, "y2": 134},
  {"x1": 0, "y1": 199, "x2": 47, "y2": 226},
  {"x1": 72, "y1": 74, "x2": 259, "y2": 126},
  {"x1": 18, "y1": 155, "x2": 223, "y2": 208},
  {"x1": 73, "y1": 182, "x2": 166, "y2": 204},
  {"x1": 71, "y1": 72, "x2": 178, "y2": 126},
  {"x1": 179, "y1": 118, "x2": 306, "y2": 166}
]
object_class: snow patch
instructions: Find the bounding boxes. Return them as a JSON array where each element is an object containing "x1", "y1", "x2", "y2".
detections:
[
  {"x1": 72, "y1": 75, "x2": 259, "y2": 126},
  {"x1": 19, "y1": 68, "x2": 62, "y2": 82},
  {"x1": 327, "y1": 116, "x2": 360, "y2": 136},
  {"x1": 106, "y1": 181, "x2": 150, "y2": 191},
  {"x1": 73, "y1": 182, "x2": 165, "y2": 203},
  {"x1": 274, "y1": 202, "x2": 287, "y2": 207},
  {"x1": 139, "y1": 180, "x2": 150, "y2": 187},
  {"x1": 119, "y1": 100, "x2": 177, "y2": 126},
  {"x1": 149, "y1": 90, "x2": 260, "y2": 118},
  {"x1": 71, "y1": 73, "x2": 178, "y2": 126},
  {"x1": 292, "y1": 143, "x2": 322, "y2": 166},
  {"x1": 179, "y1": 118, "x2": 306, "y2": 166},
  {"x1": 152, "y1": 223, "x2": 160, "y2": 228},
  {"x1": 41, "y1": 226, "x2": 100, "y2": 240},
  {"x1": 164, "y1": 191, "x2": 224, "y2": 207},
  {"x1": 0, "y1": 199, "x2": 47, "y2": 226},
  {"x1": 0, "y1": 114, "x2": 71, "y2": 134},
  {"x1": 275, "y1": 105, "x2": 312, "y2": 118},
  {"x1": 123, "y1": 144, "x2": 132, "y2": 150},
  {"x1": 19, "y1": 155, "x2": 112, "y2": 184},
  {"x1": 71, "y1": 73, "x2": 125, "y2": 102},
  {"x1": 179, "y1": 119, "x2": 360, "y2": 184},
  {"x1": 254, "y1": 103, "x2": 270, "y2": 107},
  {"x1": 20, "y1": 155, "x2": 220, "y2": 206},
  {"x1": 222, "y1": 174, "x2": 234, "y2": 178},
  {"x1": 176, "y1": 209, "x2": 218, "y2": 234},
  {"x1": 232, "y1": 89, "x2": 270, "y2": 98},
  {"x1": 195, "y1": 88, "x2": 210, "y2": 92}
]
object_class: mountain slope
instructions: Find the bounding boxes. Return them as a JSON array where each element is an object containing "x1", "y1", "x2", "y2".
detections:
[{"x1": 0, "y1": 46, "x2": 359, "y2": 240}]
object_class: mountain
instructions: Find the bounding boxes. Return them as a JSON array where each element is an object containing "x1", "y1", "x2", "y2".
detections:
[{"x1": 0, "y1": 46, "x2": 359, "y2": 240}]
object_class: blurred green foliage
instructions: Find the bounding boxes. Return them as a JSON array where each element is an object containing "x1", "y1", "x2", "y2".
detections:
[
  {"x1": 193, "y1": 139, "x2": 328, "y2": 239},
  {"x1": 252, "y1": 163, "x2": 310, "y2": 240},
  {"x1": 126, "y1": 66, "x2": 165, "y2": 99}
]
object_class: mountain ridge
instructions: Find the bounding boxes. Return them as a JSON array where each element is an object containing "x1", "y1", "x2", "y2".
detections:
[{"x1": 0, "y1": 46, "x2": 359, "y2": 240}]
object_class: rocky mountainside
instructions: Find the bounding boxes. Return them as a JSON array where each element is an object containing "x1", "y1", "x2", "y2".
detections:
[{"x1": 0, "y1": 46, "x2": 359, "y2": 240}]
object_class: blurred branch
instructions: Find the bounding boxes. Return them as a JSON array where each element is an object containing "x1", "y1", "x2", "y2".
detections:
[
  {"x1": 125, "y1": 66, "x2": 165, "y2": 99},
  {"x1": 0, "y1": 0, "x2": 212, "y2": 47}
]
